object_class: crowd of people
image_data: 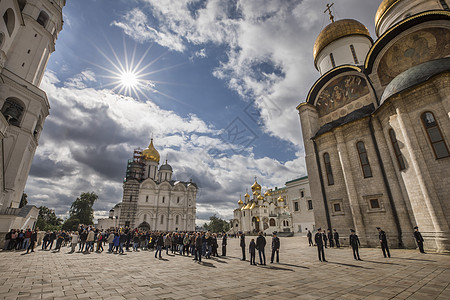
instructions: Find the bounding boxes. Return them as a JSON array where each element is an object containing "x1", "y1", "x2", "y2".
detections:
[{"x1": 2, "y1": 225, "x2": 427, "y2": 264}]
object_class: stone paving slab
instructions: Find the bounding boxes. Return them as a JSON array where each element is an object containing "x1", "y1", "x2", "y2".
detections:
[{"x1": 0, "y1": 236, "x2": 449, "y2": 299}]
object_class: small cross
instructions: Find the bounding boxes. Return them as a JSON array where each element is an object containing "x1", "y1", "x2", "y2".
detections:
[
  {"x1": 324, "y1": 3, "x2": 335, "y2": 23},
  {"x1": 254, "y1": 176, "x2": 257, "y2": 182}
]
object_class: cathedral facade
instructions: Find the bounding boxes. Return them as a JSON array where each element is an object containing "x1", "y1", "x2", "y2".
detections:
[
  {"x1": 0, "y1": 1, "x2": 65, "y2": 238},
  {"x1": 104, "y1": 139, "x2": 197, "y2": 232},
  {"x1": 297, "y1": 0, "x2": 450, "y2": 252},
  {"x1": 232, "y1": 177, "x2": 315, "y2": 235}
]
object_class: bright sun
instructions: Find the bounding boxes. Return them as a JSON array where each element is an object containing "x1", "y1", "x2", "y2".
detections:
[{"x1": 120, "y1": 71, "x2": 138, "y2": 88}]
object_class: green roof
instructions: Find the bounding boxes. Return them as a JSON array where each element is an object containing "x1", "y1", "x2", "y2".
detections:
[{"x1": 285, "y1": 175, "x2": 308, "y2": 185}]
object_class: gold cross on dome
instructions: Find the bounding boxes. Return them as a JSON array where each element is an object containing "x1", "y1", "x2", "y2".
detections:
[{"x1": 324, "y1": 3, "x2": 335, "y2": 23}]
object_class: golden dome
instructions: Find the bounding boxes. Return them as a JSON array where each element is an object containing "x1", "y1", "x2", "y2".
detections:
[
  {"x1": 244, "y1": 192, "x2": 250, "y2": 198},
  {"x1": 277, "y1": 196, "x2": 284, "y2": 202},
  {"x1": 243, "y1": 203, "x2": 252, "y2": 210},
  {"x1": 142, "y1": 139, "x2": 160, "y2": 163},
  {"x1": 313, "y1": 19, "x2": 371, "y2": 65},
  {"x1": 375, "y1": 0, "x2": 400, "y2": 36},
  {"x1": 257, "y1": 195, "x2": 264, "y2": 201},
  {"x1": 253, "y1": 191, "x2": 259, "y2": 196},
  {"x1": 251, "y1": 180, "x2": 262, "y2": 191},
  {"x1": 238, "y1": 198, "x2": 243, "y2": 205},
  {"x1": 250, "y1": 202, "x2": 256, "y2": 210},
  {"x1": 264, "y1": 191, "x2": 271, "y2": 197}
]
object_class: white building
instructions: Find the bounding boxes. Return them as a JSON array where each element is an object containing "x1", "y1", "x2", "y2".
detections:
[
  {"x1": 232, "y1": 177, "x2": 315, "y2": 235},
  {"x1": 104, "y1": 139, "x2": 197, "y2": 231},
  {"x1": 0, "y1": 0, "x2": 65, "y2": 241}
]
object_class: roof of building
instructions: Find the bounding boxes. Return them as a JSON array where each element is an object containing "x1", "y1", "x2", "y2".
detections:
[
  {"x1": 375, "y1": 0, "x2": 399, "y2": 36},
  {"x1": 313, "y1": 19, "x2": 372, "y2": 66},
  {"x1": 159, "y1": 160, "x2": 173, "y2": 171},
  {"x1": 285, "y1": 176, "x2": 308, "y2": 185},
  {"x1": 380, "y1": 58, "x2": 450, "y2": 105},
  {"x1": 314, "y1": 104, "x2": 375, "y2": 138}
]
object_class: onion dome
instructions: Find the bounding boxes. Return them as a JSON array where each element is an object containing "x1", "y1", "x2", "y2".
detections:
[
  {"x1": 250, "y1": 202, "x2": 256, "y2": 210},
  {"x1": 251, "y1": 179, "x2": 262, "y2": 191},
  {"x1": 313, "y1": 19, "x2": 371, "y2": 65},
  {"x1": 238, "y1": 196, "x2": 243, "y2": 205},
  {"x1": 244, "y1": 192, "x2": 250, "y2": 198},
  {"x1": 375, "y1": 0, "x2": 398, "y2": 35},
  {"x1": 257, "y1": 195, "x2": 264, "y2": 201},
  {"x1": 264, "y1": 190, "x2": 271, "y2": 197},
  {"x1": 277, "y1": 196, "x2": 284, "y2": 202},
  {"x1": 142, "y1": 138, "x2": 160, "y2": 163},
  {"x1": 253, "y1": 191, "x2": 259, "y2": 196},
  {"x1": 159, "y1": 160, "x2": 172, "y2": 171}
]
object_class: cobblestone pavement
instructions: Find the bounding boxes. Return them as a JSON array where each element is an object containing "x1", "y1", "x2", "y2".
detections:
[{"x1": 0, "y1": 236, "x2": 449, "y2": 300}]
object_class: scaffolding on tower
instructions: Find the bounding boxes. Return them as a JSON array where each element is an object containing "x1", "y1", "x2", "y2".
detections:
[{"x1": 124, "y1": 148, "x2": 145, "y2": 182}]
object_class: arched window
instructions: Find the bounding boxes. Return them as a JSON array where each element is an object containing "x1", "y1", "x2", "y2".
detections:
[
  {"x1": 389, "y1": 129, "x2": 406, "y2": 170},
  {"x1": 269, "y1": 219, "x2": 275, "y2": 226},
  {"x1": 421, "y1": 112, "x2": 449, "y2": 159},
  {"x1": 18, "y1": 0, "x2": 27, "y2": 12},
  {"x1": 37, "y1": 11, "x2": 49, "y2": 27},
  {"x1": 3, "y1": 9, "x2": 15, "y2": 36},
  {"x1": 323, "y1": 153, "x2": 334, "y2": 185},
  {"x1": 286, "y1": 220, "x2": 289, "y2": 226},
  {"x1": 160, "y1": 215, "x2": 164, "y2": 224},
  {"x1": 356, "y1": 141, "x2": 372, "y2": 178},
  {"x1": 350, "y1": 45, "x2": 358, "y2": 64},
  {"x1": 329, "y1": 53, "x2": 336, "y2": 68},
  {"x1": 143, "y1": 214, "x2": 147, "y2": 221},
  {"x1": 175, "y1": 215, "x2": 179, "y2": 225},
  {"x1": 177, "y1": 197, "x2": 180, "y2": 203},
  {"x1": 1, "y1": 98, "x2": 24, "y2": 127},
  {"x1": 145, "y1": 195, "x2": 148, "y2": 202}
]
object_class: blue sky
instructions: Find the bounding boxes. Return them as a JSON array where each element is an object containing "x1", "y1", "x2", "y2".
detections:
[{"x1": 25, "y1": 0, "x2": 380, "y2": 224}]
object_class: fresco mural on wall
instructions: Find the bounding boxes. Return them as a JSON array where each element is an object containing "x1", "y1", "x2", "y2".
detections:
[
  {"x1": 315, "y1": 75, "x2": 369, "y2": 117},
  {"x1": 377, "y1": 27, "x2": 450, "y2": 86}
]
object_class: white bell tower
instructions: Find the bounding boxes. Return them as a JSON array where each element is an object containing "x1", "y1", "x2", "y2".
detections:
[{"x1": 0, "y1": 0, "x2": 65, "y2": 226}]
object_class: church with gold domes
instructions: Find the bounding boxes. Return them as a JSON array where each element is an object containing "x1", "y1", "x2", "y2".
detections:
[
  {"x1": 101, "y1": 139, "x2": 197, "y2": 231},
  {"x1": 297, "y1": 0, "x2": 450, "y2": 252}
]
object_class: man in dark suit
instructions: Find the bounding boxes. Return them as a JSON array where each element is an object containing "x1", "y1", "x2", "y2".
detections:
[
  {"x1": 349, "y1": 229, "x2": 362, "y2": 260},
  {"x1": 322, "y1": 230, "x2": 328, "y2": 248},
  {"x1": 270, "y1": 232, "x2": 280, "y2": 263},
  {"x1": 413, "y1": 226, "x2": 425, "y2": 253},
  {"x1": 307, "y1": 229, "x2": 313, "y2": 246},
  {"x1": 221, "y1": 233, "x2": 227, "y2": 256},
  {"x1": 333, "y1": 229, "x2": 340, "y2": 248},
  {"x1": 377, "y1": 227, "x2": 390, "y2": 258},
  {"x1": 327, "y1": 229, "x2": 334, "y2": 248},
  {"x1": 240, "y1": 233, "x2": 246, "y2": 261},
  {"x1": 315, "y1": 228, "x2": 327, "y2": 262},
  {"x1": 256, "y1": 231, "x2": 266, "y2": 265}
]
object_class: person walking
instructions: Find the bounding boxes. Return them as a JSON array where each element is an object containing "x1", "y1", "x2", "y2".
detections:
[
  {"x1": 270, "y1": 232, "x2": 280, "y2": 263},
  {"x1": 155, "y1": 234, "x2": 164, "y2": 258},
  {"x1": 221, "y1": 233, "x2": 227, "y2": 256},
  {"x1": 249, "y1": 239, "x2": 256, "y2": 265},
  {"x1": 322, "y1": 230, "x2": 328, "y2": 248},
  {"x1": 315, "y1": 228, "x2": 327, "y2": 262},
  {"x1": 307, "y1": 230, "x2": 313, "y2": 246},
  {"x1": 26, "y1": 230, "x2": 37, "y2": 253},
  {"x1": 70, "y1": 231, "x2": 79, "y2": 253},
  {"x1": 164, "y1": 233, "x2": 172, "y2": 255},
  {"x1": 256, "y1": 231, "x2": 266, "y2": 265},
  {"x1": 113, "y1": 233, "x2": 120, "y2": 254},
  {"x1": 86, "y1": 229, "x2": 95, "y2": 252},
  {"x1": 377, "y1": 227, "x2": 390, "y2": 258},
  {"x1": 240, "y1": 233, "x2": 246, "y2": 261},
  {"x1": 107, "y1": 231, "x2": 115, "y2": 253},
  {"x1": 328, "y1": 229, "x2": 334, "y2": 248},
  {"x1": 96, "y1": 231, "x2": 104, "y2": 252},
  {"x1": 194, "y1": 233, "x2": 203, "y2": 262},
  {"x1": 333, "y1": 229, "x2": 340, "y2": 248},
  {"x1": 413, "y1": 226, "x2": 425, "y2": 254},
  {"x1": 349, "y1": 229, "x2": 362, "y2": 261}
]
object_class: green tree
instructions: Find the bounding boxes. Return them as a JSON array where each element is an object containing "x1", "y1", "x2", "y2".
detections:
[
  {"x1": 203, "y1": 215, "x2": 230, "y2": 233},
  {"x1": 68, "y1": 192, "x2": 98, "y2": 225},
  {"x1": 61, "y1": 217, "x2": 80, "y2": 231},
  {"x1": 36, "y1": 206, "x2": 63, "y2": 231},
  {"x1": 19, "y1": 193, "x2": 28, "y2": 208}
]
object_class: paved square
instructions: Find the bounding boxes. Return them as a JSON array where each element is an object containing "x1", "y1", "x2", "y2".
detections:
[{"x1": 0, "y1": 236, "x2": 449, "y2": 299}]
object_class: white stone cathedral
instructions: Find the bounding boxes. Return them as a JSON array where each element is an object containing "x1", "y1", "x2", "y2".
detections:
[
  {"x1": 0, "y1": 0, "x2": 65, "y2": 240},
  {"x1": 100, "y1": 139, "x2": 197, "y2": 232},
  {"x1": 298, "y1": 0, "x2": 450, "y2": 252}
]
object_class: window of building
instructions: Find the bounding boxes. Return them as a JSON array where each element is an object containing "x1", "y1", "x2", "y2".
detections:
[
  {"x1": 388, "y1": 129, "x2": 406, "y2": 170},
  {"x1": 129, "y1": 195, "x2": 132, "y2": 202},
  {"x1": 286, "y1": 220, "x2": 289, "y2": 226},
  {"x1": 298, "y1": 225, "x2": 302, "y2": 233},
  {"x1": 177, "y1": 197, "x2": 180, "y2": 203},
  {"x1": 323, "y1": 153, "x2": 334, "y2": 185},
  {"x1": 18, "y1": 1, "x2": 27, "y2": 12},
  {"x1": 143, "y1": 214, "x2": 147, "y2": 221},
  {"x1": 243, "y1": 211, "x2": 245, "y2": 217},
  {"x1": 421, "y1": 112, "x2": 449, "y2": 159},
  {"x1": 370, "y1": 199, "x2": 380, "y2": 209},
  {"x1": 356, "y1": 141, "x2": 373, "y2": 178},
  {"x1": 3, "y1": 9, "x2": 15, "y2": 36},
  {"x1": 333, "y1": 203, "x2": 341, "y2": 212},
  {"x1": 330, "y1": 53, "x2": 336, "y2": 68},
  {"x1": 300, "y1": 191, "x2": 304, "y2": 198},
  {"x1": 160, "y1": 215, "x2": 164, "y2": 224},
  {"x1": 308, "y1": 200, "x2": 313, "y2": 210},
  {"x1": 37, "y1": 11, "x2": 49, "y2": 28},
  {"x1": 294, "y1": 202, "x2": 299, "y2": 211},
  {"x1": 175, "y1": 215, "x2": 179, "y2": 225},
  {"x1": 125, "y1": 221, "x2": 130, "y2": 227},
  {"x1": 264, "y1": 209, "x2": 267, "y2": 213},
  {"x1": 145, "y1": 195, "x2": 148, "y2": 202},
  {"x1": 1, "y1": 98, "x2": 24, "y2": 127},
  {"x1": 350, "y1": 45, "x2": 358, "y2": 64},
  {"x1": 440, "y1": 0, "x2": 449, "y2": 10},
  {"x1": 269, "y1": 218, "x2": 275, "y2": 226},
  {"x1": 162, "y1": 196, "x2": 165, "y2": 203}
]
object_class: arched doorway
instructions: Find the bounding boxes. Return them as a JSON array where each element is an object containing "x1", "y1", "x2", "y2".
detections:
[
  {"x1": 138, "y1": 221, "x2": 150, "y2": 231},
  {"x1": 252, "y1": 217, "x2": 260, "y2": 232}
]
